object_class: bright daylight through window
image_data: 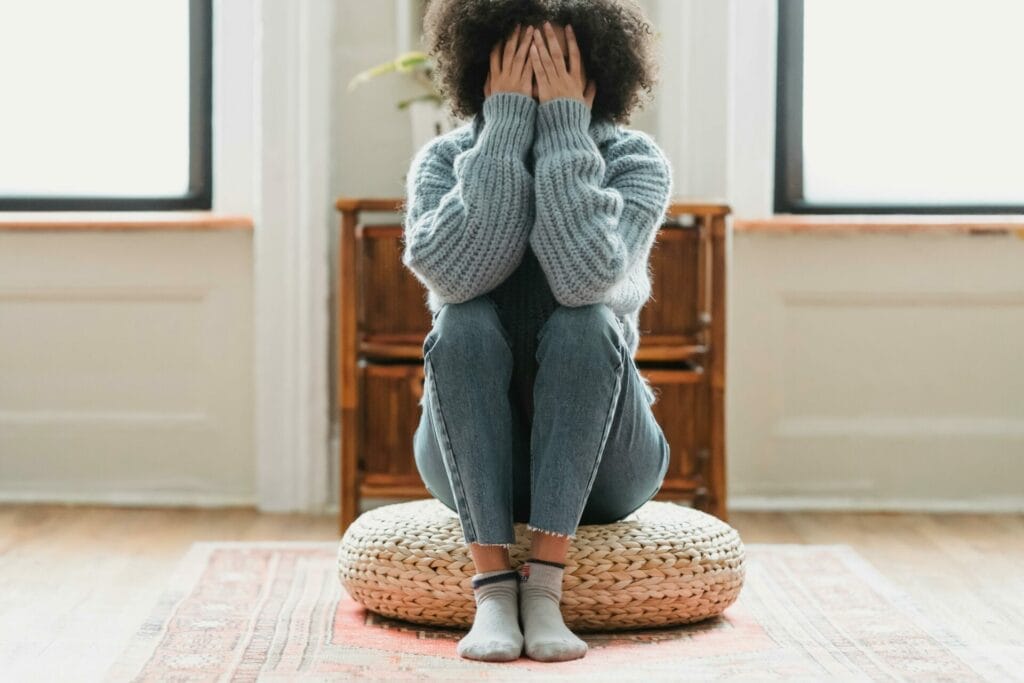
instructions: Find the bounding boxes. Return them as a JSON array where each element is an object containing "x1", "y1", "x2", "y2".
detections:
[
  {"x1": 0, "y1": 0, "x2": 210, "y2": 210},
  {"x1": 777, "y1": 0, "x2": 1024, "y2": 212}
]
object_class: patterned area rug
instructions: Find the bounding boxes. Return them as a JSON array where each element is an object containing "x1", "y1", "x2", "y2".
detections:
[{"x1": 106, "y1": 542, "x2": 1013, "y2": 681}]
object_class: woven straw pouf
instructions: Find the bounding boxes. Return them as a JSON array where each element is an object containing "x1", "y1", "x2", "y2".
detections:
[{"x1": 337, "y1": 498, "x2": 745, "y2": 632}]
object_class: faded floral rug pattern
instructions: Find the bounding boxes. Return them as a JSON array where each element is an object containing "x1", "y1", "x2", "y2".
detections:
[{"x1": 106, "y1": 542, "x2": 1014, "y2": 681}]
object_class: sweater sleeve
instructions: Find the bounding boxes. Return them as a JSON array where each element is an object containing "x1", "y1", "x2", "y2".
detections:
[
  {"x1": 529, "y1": 97, "x2": 673, "y2": 308},
  {"x1": 401, "y1": 91, "x2": 538, "y2": 304}
]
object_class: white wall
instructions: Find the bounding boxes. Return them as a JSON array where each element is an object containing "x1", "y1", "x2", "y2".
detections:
[
  {"x1": 0, "y1": 0, "x2": 261, "y2": 506},
  {"x1": 709, "y1": 0, "x2": 1024, "y2": 511},
  {"x1": 729, "y1": 232, "x2": 1024, "y2": 511},
  {"x1": 0, "y1": 231, "x2": 254, "y2": 505}
]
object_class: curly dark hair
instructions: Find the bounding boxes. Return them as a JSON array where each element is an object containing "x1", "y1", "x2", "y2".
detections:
[{"x1": 422, "y1": 0, "x2": 660, "y2": 125}]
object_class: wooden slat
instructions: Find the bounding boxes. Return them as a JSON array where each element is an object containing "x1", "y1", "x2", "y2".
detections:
[
  {"x1": 708, "y1": 214, "x2": 729, "y2": 521},
  {"x1": 633, "y1": 344, "x2": 706, "y2": 363},
  {"x1": 359, "y1": 342, "x2": 427, "y2": 360},
  {"x1": 360, "y1": 483, "x2": 433, "y2": 498},
  {"x1": 335, "y1": 197, "x2": 405, "y2": 212},
  {"x1": 640, "y1": 367, "x2": 704, "y2": 384},
  {"x1": 335, "y1": 196, "x2": 731, "y2": 218},
  {"x1": 653, "y1": 480, "x2": 704, "y2": 494},
  {"x1": 359, "y1": 483, "x2": 711, "y2": 504},
  {"x1": 666, "y1": 200, "x2": 731, "y2": 217},
  {"x1": 356, "y1": 223, "x2": 403, "y2": 238},
  {"x1": 695, "y1": 214, "x2": 712, "y2": 339},
  {"x1": 338, "y1": 208, "x2": 360, "y2": 534},
  {"x1": 359, "y1": 339, "x2": 707, "y2": 363}
]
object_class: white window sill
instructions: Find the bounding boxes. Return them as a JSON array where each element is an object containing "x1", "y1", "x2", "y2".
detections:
[
  {"x1": 735, "y1": 214, "x2": 1024, "y2": 237},
  {"x1": 0, "y1": 212, "x2": 253, "y2": 232}
]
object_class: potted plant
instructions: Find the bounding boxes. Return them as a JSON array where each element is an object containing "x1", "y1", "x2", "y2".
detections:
[{"x1": 347, "y1": 51, "x2": 468, "y2": 153}]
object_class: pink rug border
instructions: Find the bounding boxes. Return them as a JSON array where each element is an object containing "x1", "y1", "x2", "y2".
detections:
[{"x1": 105, "y1": 541, "x2": 1015, "y2": 681}]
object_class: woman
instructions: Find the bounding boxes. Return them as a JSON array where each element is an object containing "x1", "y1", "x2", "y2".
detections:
[{"x1": 402, "y1": 0, "x2": 672, "y2": 663}]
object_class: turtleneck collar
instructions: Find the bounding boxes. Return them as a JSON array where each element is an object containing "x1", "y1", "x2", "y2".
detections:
[{"x1": 471, "y1": 100, "x2": 619, "y2": 147}]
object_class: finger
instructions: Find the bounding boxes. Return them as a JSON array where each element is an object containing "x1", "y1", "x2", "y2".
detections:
[
  {"x1": 543, "y1": 22, "x2": 566, "y2": 76},
  {"x1": 529, "y1": 45, "x2": 549, "y2": 97},
  {"x1": 530, "y1": 41, "x2": 549, "y2": 86},
  {"x1": 519, "y1": 40, "x2": 535, "y2": 87},
  {"x1": 533, "y1": 28, "x2": 556, "y2": 78},
  {"x1": 502, "y1": 25, "x2": 520, "y2": 74},
  {"x1": 511, "y1": 25, "x2": 533, "y2": 79},
  {"x1": 566, "y1": 24, "x2": 581, "y2": 78},
  {"x1": 490, "y1": 43, "x2": 501, "y2": 78}
]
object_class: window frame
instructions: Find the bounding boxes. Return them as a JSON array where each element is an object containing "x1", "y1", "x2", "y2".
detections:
[
  {"x1": 774, "y1": 0, "x2": 1024, "y2": 215},
  {"x1": 0, "y1": 0, "x2": 213, "y2": 211}
]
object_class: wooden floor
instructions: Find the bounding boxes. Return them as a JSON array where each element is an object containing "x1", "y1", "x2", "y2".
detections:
[{"x1": 2, "y1": 505, "x2": 1022, "y2": 681}]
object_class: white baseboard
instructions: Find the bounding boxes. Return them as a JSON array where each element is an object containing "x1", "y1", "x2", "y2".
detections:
[
  {"x1": 331, "y1": 496, "x2": 1024, "y2": 516},
  {"x1": 7, "y1": 492, "x2": 1019, "y2": 515},
  {"x1": 728, "y1": 495, "x2": 1024, "y2": 514}
]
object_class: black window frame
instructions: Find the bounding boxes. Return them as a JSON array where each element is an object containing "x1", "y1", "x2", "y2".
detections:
[
  {"x1": 0, "y1": 0, "x2": 212, "y2": 211},
  {"x1": 774, "y1": 0, "x2": 1024, "y2": 215}
]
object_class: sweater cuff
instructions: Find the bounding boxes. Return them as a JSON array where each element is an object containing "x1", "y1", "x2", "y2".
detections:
[
  {"x1": 535, "y1": 96, "x2": 593, "y2": 157},
  {"x1": 478, "y1": 91, "x2": 537, "y2": 159}
]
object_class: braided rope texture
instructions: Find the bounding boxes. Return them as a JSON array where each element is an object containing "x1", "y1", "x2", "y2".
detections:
[{"x1": 337, "y1": 499, "x2": 745, "y2": 632}]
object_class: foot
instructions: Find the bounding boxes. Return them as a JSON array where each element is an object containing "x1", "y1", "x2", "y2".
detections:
[
  {"x1": 456, "y1": 569, "x2": 524, "y2": 662},
  {"x1": 518, "y1": 559, "x2": 588, "y2": 662}
]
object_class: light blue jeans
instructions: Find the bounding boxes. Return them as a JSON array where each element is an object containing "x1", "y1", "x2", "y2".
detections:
[{"x1": 413, "y1": 294, "x2": 670, "y2": 546}]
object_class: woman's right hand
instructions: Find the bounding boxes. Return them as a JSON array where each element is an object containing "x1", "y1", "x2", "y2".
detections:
[{"x1": 483, "y1": 24, "x2": 535, "y2": 99}]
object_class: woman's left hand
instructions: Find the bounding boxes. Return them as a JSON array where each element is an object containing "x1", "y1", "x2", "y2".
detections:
[{"x1": 530, "y1": 22, "x2": 596, "y2": 109}]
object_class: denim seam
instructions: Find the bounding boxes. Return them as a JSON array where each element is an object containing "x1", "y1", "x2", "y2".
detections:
[
  {"x1": 626, "y1": 352, "x2": 656, "y2": 406},
  {"x1": 571, "y1": 344, "x2": 626, "y2": 529},
  {"x1": 528, "y1": 336, "x2": 626, "y2": 539},
  {"x1": 423, "y1": 355, "x2": 479, "y2": 544},
  {"x1": 507, "y1": 447, "x2": 516, "y2": 541}
]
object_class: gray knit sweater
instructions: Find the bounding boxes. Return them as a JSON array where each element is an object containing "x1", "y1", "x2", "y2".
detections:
[{"x1": 402, "y1": 91, "x2": 673, "y2": 406}]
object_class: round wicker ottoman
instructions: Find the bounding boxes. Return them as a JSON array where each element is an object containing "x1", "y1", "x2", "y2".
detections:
[{"x1": 337, "y1": 498, "x2": 745, "y2": 632}]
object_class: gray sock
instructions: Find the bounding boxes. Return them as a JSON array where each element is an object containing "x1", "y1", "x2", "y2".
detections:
[
  {"x1": 456, "y1": 568, "x2": 523, "y2": 662},
  {"x1": 517, "y1": 559, "x2": 588, "y2": 662}
]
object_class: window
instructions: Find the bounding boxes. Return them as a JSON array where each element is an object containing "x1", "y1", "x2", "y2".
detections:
[
  {"x1": 0, "y1": 0, "x2": 212, "y2": 210},
  {"x1": 775, "y1": 0, "x2": 1024, "y2": 213}
]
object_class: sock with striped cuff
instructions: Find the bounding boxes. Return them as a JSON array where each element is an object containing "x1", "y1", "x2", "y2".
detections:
[
  {"x1": 456, "y1": 568, "x2": 523, "y2": 662},
  {"x1": 517, "y1": 558, "x2": 588, "y2": 661}
]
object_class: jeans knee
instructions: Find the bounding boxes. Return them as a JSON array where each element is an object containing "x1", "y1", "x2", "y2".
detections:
[
  {"x1": 423, "y1": 295, "x2": 512, "y2": 361},
  {"x1": 537, "y1": 303, "x2": 624, "y2": 365}
]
